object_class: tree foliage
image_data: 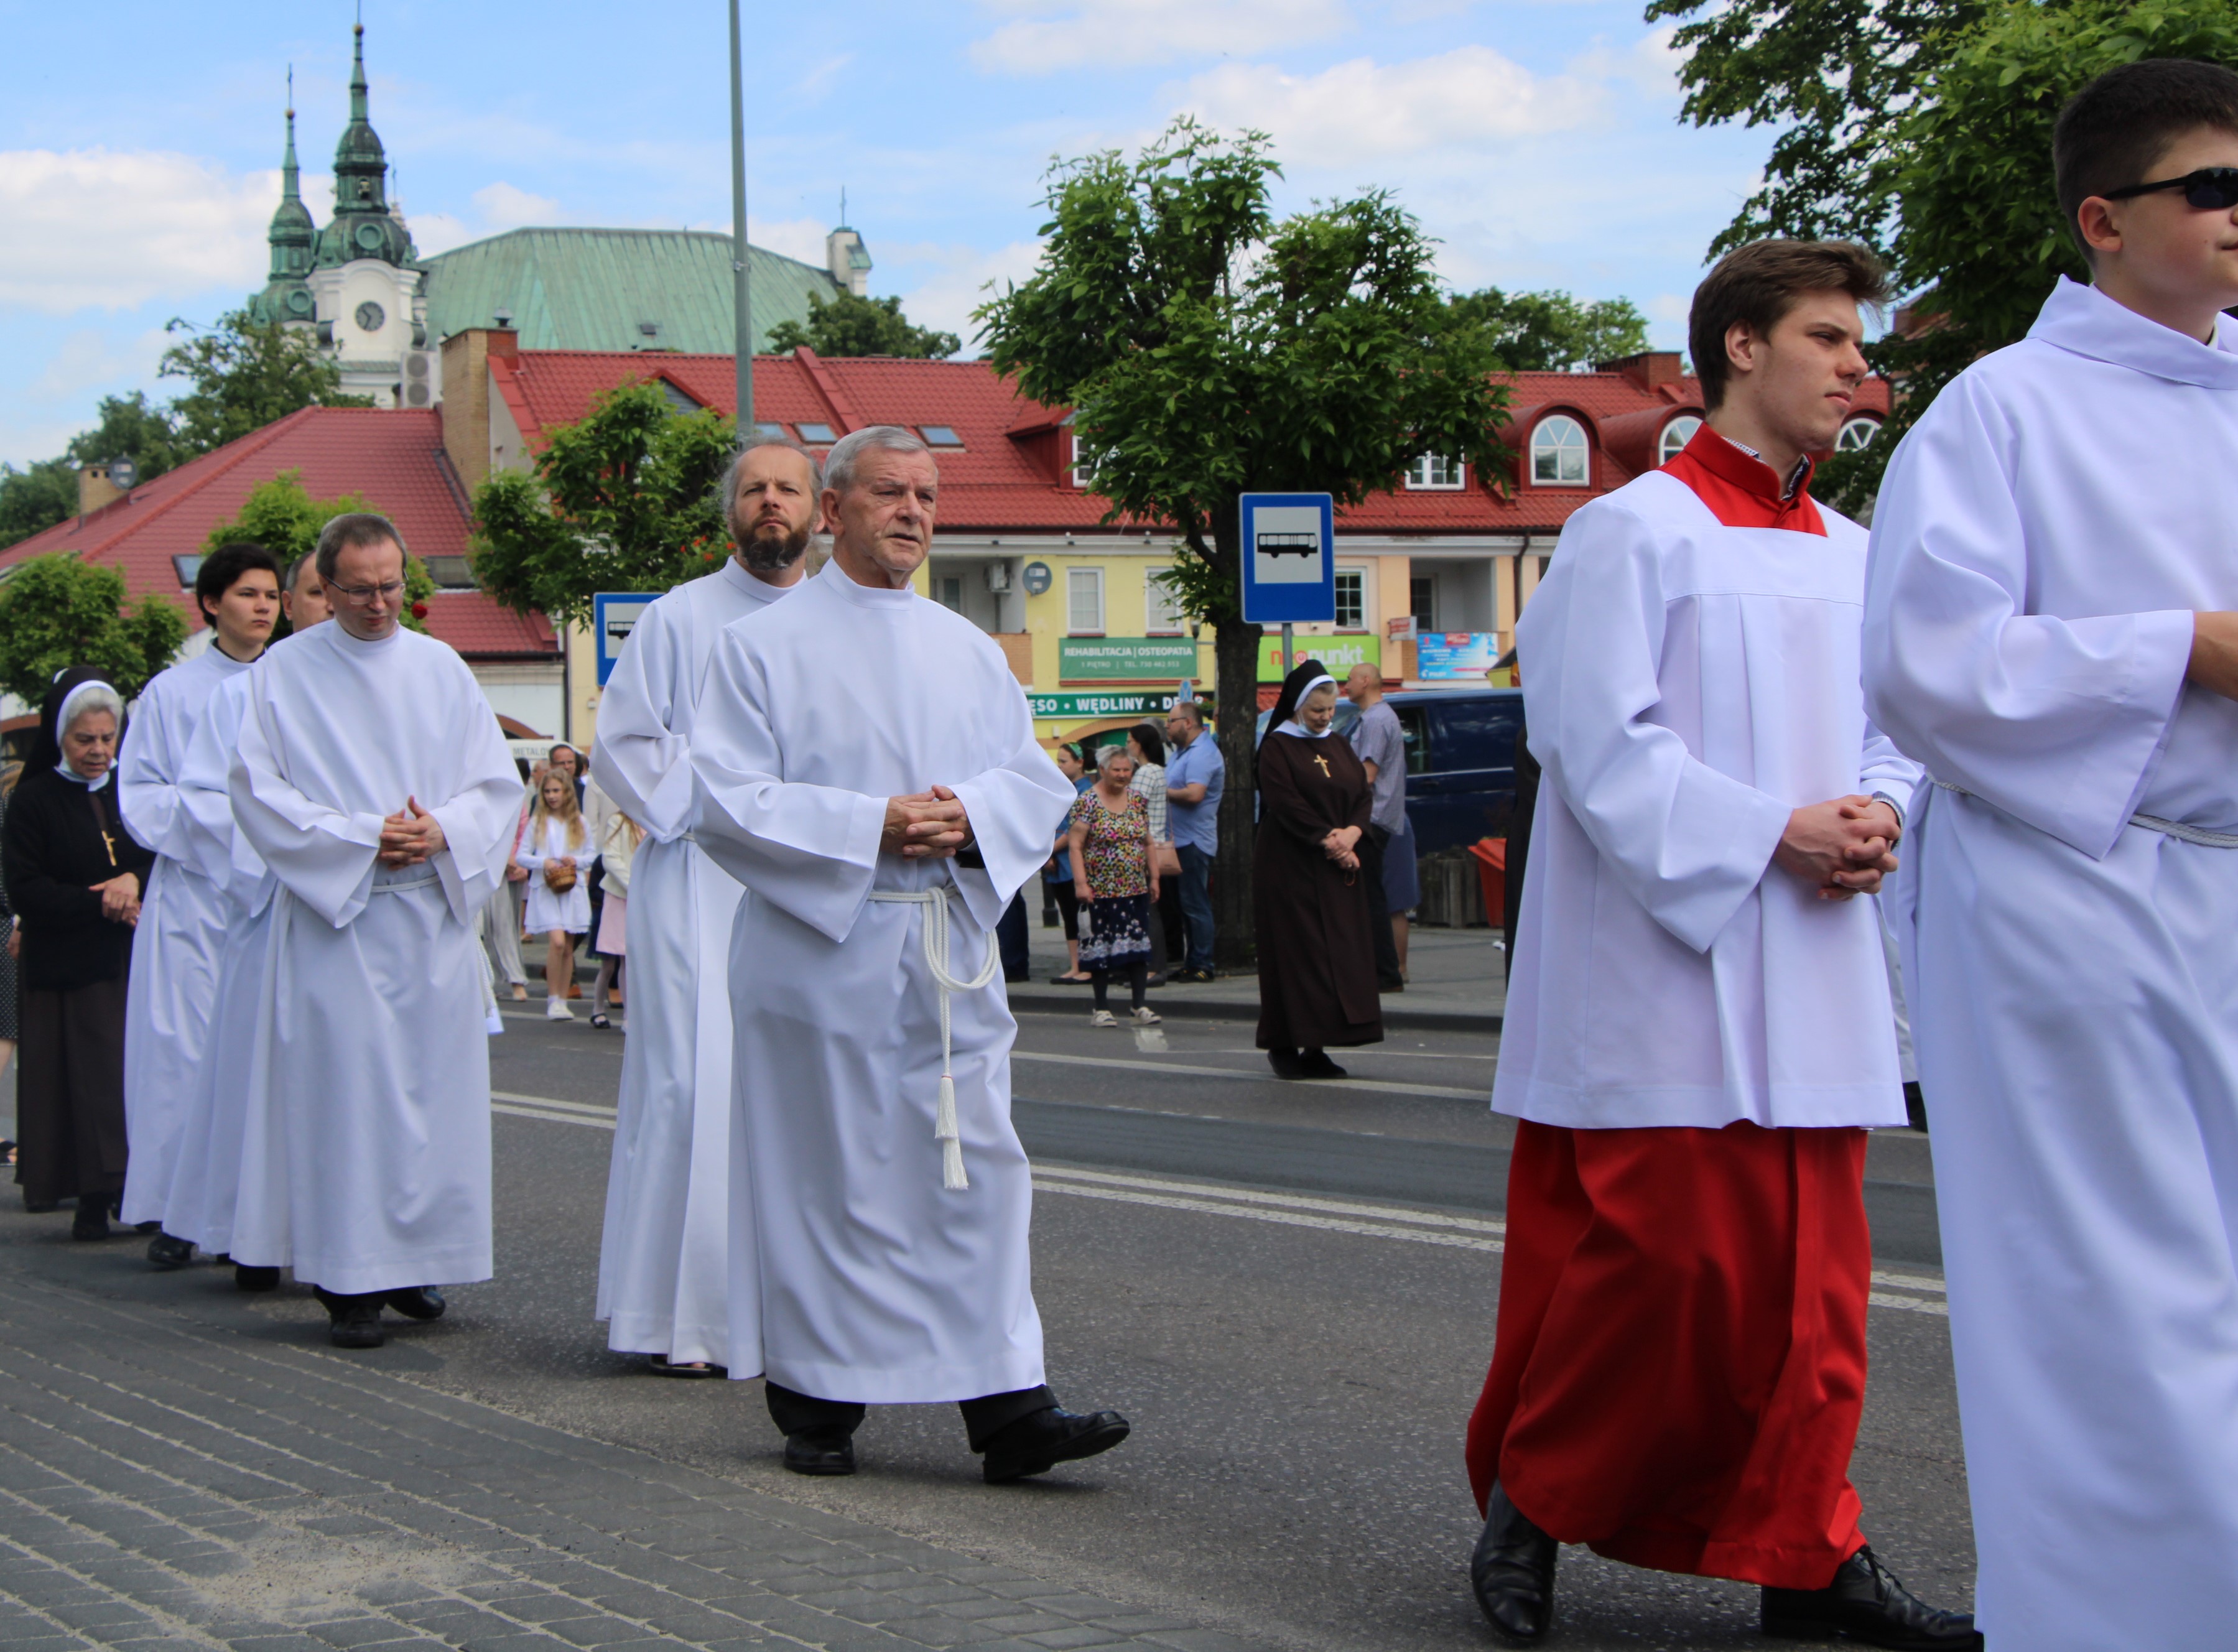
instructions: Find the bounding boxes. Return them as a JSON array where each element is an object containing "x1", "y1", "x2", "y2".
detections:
[
  {"x1": 159, "y1": 309, "x2": 372, "y2": 454},
  {"x1": 766, "y1": 290, "x2": 962, "y2": 360},
  {"x1": 0, "y1": 553, "x2": 187, "y2": 705},
  {"x1": 471, "y1": 381, "x2": 737, "y2": 626},
  {"x1": 0, "y1": 461, "x2": 79, "y2": 551},
  {"x1": 1657, "y1": 0, "x2": 2238, "y2": 510},
  {"x1": 200, "y1": 470, "x2": 436, "y2": 638},
  {"x1": 975, "y1": 118, "x2": 1511, "y2": 962},
  {"x1": 1441, "y1": 287, "x2": 1653, "y2": 371},
  {"x1": 66, "y1": 392, "x2": 187, "y2": 482}
]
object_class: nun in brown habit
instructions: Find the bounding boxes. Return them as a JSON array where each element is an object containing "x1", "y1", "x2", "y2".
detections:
[
  {"x1": 1254, "y1": 661, "x2": 1383, "y2": 1079},
  {"x1": 1, "y1": 669, "x2": 152, "y2": 1237}
]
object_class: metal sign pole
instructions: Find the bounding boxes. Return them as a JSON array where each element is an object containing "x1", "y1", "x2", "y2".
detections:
[
  {"x1": 1281, "y1": 621, "x2": 1294, "y2": 679},
  {"x1": 728, "y1": 0, "x2": 752, "y2": 429}
]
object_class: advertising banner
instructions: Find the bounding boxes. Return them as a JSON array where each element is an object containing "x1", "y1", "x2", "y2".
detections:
[
  {"x1": 1414, "y1": 631, "x2": 1502, "y2": 680},
  {"x1": 1059, "y1": 637, "x2": 1202, "y2": 680},
  {"x1": 1026, "y1": 690, "x2": 1184, "y2": 720},
  {"x1": 1256, "y1": 634, "x2": 1380, "y2": 682}
]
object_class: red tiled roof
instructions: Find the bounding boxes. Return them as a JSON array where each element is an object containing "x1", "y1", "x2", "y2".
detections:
[
  {"x1": 494, "y1": 349, "x2": 1891, "y2": 538},
  {"x1": 0, "y1": 406, "x2": 555, "y2": 661}
]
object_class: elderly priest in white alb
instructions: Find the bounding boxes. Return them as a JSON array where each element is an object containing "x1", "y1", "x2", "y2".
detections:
[
  {"x1": 1864, "y1": 62, "x2": 2238, "y2": 1652},
  {"x1": 588, "y1": 439, "x2": 815, "y2": 1376},
  {"x1": 226, "y1": 514, "x2": 522, "y2": 1350},
  {"x1": 691, "y1": 426, "x2": 1130, "y2": 1483}
]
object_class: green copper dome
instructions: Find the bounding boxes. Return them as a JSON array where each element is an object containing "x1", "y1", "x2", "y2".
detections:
[
  {"x1": 317, "y1": 21, "x2": 414, "y2": 269},
  {"x1": 249, "y1": 98, "x2": 316, "y2": 326}
]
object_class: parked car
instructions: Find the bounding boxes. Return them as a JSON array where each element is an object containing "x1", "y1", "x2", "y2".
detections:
[{"x1": 1255, "y1": 685, "x2": 1528, "y2": 856}]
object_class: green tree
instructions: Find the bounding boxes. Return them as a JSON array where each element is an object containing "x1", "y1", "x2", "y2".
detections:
[
  {"x1": 975, "y1": 119, "x2": 1510, "y2": 962},
  {"x1": 766, "y1": 290, "x2": 962, "y2": 360},
  {"x1": 471, "y1": 380, "x2": 738, "y2": 626},
  {"x1": 200, "y1": 470, "x2": 437, "y2": 638},
  {"x1": 160, "y1": 309, "x2": 372, "y2": 455},
  {"x1": 65, "y1": 392, "x2": 185, "y2": 482},
  {"x1": 0, "y1": 460, "x2": 78, "y2": 550},
  {"x1": 1442, "y1": 287, "x2": 1652, "y2": 371},
  {"x1": 0, "y1": 553, "x2": 187, "y2": 704}
]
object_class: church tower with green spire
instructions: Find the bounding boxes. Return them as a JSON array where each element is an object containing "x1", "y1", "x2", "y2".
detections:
[
  {"x1": 247, "y1": 81, "x2": 317, "y2": 328},
  {"x1": 315, "y1": 17, "x2": 414, "y2": 271}
]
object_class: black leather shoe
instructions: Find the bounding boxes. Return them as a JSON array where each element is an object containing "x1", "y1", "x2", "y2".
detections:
[
  {"x1": 147, "y1": 1232, "x2": 194, "y2": 1269},
  {"x1": 234, "y1": 1264, "x2": 280, "y2": 1292},
  {"x1": 314, "y1": 1289, "x2": 387, "y2": 1350},
  {"x1": 1760, "y1": 1546, "x2": 1981, "y2": 1649},
  {"x1": 981, "y1": 1406, "x2": 1130, "y2": 1483},
  {"x1": 1470, "y1": 1482, "x2": 1558, "y2": 1646},
  {"x1": 71, "y1": 1201, "x2": 111, "y2": 1241},
  {"x1": 384, "y1": 1286, "x2": 445, "y2": 1320},
  {"x1": 1299, "y1": 1050, "x2": 1349, "y2": 1079},
  {"x1": 783, "y1": 1431, "x2": 857, "y2": 1475},
  {"x1": 1267, "y1": 1047, "x2": 1307, "y2": 1080}
]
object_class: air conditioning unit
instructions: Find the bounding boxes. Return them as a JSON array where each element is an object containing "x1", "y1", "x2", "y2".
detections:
[{"x1": 985, "y1": 562, "x2": 1013, "y2": 593}]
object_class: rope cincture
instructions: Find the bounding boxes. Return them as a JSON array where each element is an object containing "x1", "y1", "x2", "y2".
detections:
[
  {"x1": 867, "y1": 884, "x2": 1000, "y2": 1190},
  {"x1": 1931, "y1": 776, "x2": 2238, "y2": 848}
]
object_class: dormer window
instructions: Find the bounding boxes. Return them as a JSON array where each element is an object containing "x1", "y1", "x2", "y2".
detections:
[
  {"x1": 1530, "y1": 415, "x2": 1589, "y2": 486},
  {"x1": 1406, "y1": 454, "x2": 1464, "y2": 490},
  {"x1": 797, "y1": 422, "x2": 837, "y2": 445},
  {"x1": 1659, "y1": 415, "x2": 1702, "y2": 466},
  {"x1": 919, "y1": 425, "x2": 964, "y2": 448}
]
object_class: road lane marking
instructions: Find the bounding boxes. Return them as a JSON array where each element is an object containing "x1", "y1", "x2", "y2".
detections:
[
  {"x1": 1011, "y1": 1049, "x2": 1488, "y2": 1100},
  {"x1": 487, "y1": 1093, "x2": 1948, "y2": 1314}
]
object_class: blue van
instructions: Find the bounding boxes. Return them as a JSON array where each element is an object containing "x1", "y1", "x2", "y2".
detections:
[{"x1": 1256, "y1": 686, "x2": 1528, "y2": 856}]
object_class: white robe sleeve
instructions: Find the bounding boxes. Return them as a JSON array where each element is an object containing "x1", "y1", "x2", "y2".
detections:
[
  {"x1": 944, "y1": 680, "x2": 1080, "y2": 930},
  {"x1": 1861, "y1": 721, "x2": 1923, "y2": 819},
  {"x1": 417, "y1": 676, "x2": 529, "y2": 924},
  {"x1": 177, "y1": 680, "x2": 252, "y2": 892},
  {"x1": 688, "y1": 622, "x2": 888, "y2": 942},
  {"x1": 117, "y1": 674, "x2": 193, "y2": 862},
  {"x1": 1862, "y1": 372, "x2": 2193, "y2": 858},
  {"x1": 588, "y1": 601, "x2": 692, "y2": 841},
  {"x1": 1518, "y1": 498, "x2": 1794, "y2": 954},
  {"x1": 230, "y1": 687, "x2": 388, "y2": 928}
]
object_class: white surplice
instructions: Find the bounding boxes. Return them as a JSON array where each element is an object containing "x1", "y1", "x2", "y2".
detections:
[
  {"x1": 158, "y1": 665, "x2": 275, "y2": 1255},
  {"x1": 1497, "y1": 471, "x2": 1919, "y2": 1130},
  {"x1": 225, "y1": 622, "x2": 522, "y2": 1295},
  {"x1": 116, "y1": 645, "x2": 253, "y2": 1225},
  {"x1": 589, "y1": 559, "x2": 793, "y2": 1366},
  {"x1": 1864, "y1": 277, "x2": 2238, "y2": 1652},
  {"x1": 689, "y1": 559, "x2": 1075, "y2": 1401}
]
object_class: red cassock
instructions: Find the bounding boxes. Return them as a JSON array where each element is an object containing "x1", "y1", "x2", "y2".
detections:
[{"x1": 1464, "y1": 429, "x2": 1873, "y2": 1592}]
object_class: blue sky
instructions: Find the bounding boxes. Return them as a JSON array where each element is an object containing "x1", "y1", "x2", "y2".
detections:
[{"x1": 0, "y1": 0, "x2": 1778, "y2": 468}]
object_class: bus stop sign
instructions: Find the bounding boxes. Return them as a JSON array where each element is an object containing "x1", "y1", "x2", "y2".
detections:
[{"x1": 1238, "y1": 493, "x2": 1335, "y2": 626}]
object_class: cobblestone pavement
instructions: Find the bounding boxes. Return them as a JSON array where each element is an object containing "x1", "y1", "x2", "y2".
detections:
[{"x1": 0, "y1": 1263, "x2": 1264, "y2": 1652}]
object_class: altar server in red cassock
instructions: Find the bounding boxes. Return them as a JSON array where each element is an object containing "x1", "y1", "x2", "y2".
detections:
[{"x1": 1464, "y1": 241, "x2": 1977, "y2": 1651}]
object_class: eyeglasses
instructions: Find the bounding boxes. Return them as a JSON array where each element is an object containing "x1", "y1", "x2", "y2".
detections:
[
  {"x1": 2104, "y1": 167, "x2": 2238, "y2": 210},
  {"x1": 330, "y1": 580, "x2": 404, "y2": 605}
]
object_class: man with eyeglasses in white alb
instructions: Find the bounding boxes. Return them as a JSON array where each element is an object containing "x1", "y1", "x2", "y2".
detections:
[{"x1": 223, "y1": 513, "x2": 522, "y2": 1351}]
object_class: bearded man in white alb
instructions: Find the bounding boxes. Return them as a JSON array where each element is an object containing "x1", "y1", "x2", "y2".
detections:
[
  {"x1": 588, "y1": 438, "x2": 815, "y2": 1376},
  {"x1": 226, "y1": 514, "x2": 521, "y2": 1350},
  {"x1": 691, "y1": 426, "x2": 1130, "y2": 1483}
]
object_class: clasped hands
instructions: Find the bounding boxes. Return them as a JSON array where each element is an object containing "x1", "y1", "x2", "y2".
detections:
[
  {"x1": 92, "y1": 873, "x2": 141, "y2": 926},
  {"x1": 378, "y1": 796, "x2": 447, "y2": 868},
  {"x1": 1773, "y1": 795, "x2": 1900, "y2": 901},
  {"x1": 883, "y1": 786, "x2": 972, "y2": 860},
  {"x1": 1321, "y1": 823, "x2": 1363, "y2": 873}
]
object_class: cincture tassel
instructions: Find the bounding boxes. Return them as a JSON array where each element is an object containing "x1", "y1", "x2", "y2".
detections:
[{"x1": 869, "y1": 883, "x2": 1000, "y2": 1191}]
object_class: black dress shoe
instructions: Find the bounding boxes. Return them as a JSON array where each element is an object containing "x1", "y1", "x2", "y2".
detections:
[
  {"x1": 1760, "y1": 1546, "x2": 1981, "y2": 1650},
  {"x1": 71, "y1": 1202, "x2": 111, "y2": 1241},
  {"x1": 147, "y1": 1232, "x2": 194, "y2": 1269},
  {"x1": 234, "y1": 1264, "x2": 280, "y2": 1292},
  {"x1": 980, "y1": 1406, "x2": 1130, "y2": 1483},
  {"x1": 1267, "y1": 1047, "x2": 1307, "y2": 1080},
  {"x1": 783, "y1": 1431, "x2": 857, "y2": 1476},
  {"x1": 384, "y1": 1286, "x2": 445, "y2": 1320},
  {"x1": 1470, "y1": 1482, "x2": 1558, "y2": 1646},
  {"x1": 314, "y1": 1288, "x2": 387, "y2": 1349},
  {"x1": 1299, "y1": 1050, "x2": 1349, "y2": 1079}
]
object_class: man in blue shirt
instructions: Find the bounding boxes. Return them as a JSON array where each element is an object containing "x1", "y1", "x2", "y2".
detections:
[{"x1": 1162, "y1": 701, "x2": 1225, "y2": 980}]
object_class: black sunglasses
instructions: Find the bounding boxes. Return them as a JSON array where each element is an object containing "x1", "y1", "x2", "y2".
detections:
[{"x1": 2104, "y1": 166, "x2": 2238, "y2": 210}]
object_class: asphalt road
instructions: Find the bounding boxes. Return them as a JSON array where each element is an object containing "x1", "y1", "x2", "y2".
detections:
[{"x1": 0, "y1": 983, "x2": 1976, "y2": 1652}]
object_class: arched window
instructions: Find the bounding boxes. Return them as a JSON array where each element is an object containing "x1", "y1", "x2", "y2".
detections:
[
  {"x1": 1658, "y1": 415, "x2": 1702, "y2": 466},
  {"x1": 1836, "y1": 416, "x2": 1880, "y2": 452},
  {"x1": 1530, "y1": 415, "x2": 1589, "y2": 485}
]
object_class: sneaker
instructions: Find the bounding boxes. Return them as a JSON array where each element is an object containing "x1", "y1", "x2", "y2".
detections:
[
  {"x1": 1173, "y1": 967, "x2": 1217, "y2": 983},
  {"x1": 546, "y1": 997, "x2": 573, "y2": 1021},
  {"x1": 1089, "y1": 1009, "x2": 1120, "y2": 1028},
  {"x1": 1130, "y1": 1006, "x2": 1163, "y2": 1025}
]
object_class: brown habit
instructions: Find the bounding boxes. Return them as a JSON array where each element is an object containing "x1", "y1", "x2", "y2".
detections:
[{"x1": 1254, "y1": 732, "x2": 1384, "y2": 1051}]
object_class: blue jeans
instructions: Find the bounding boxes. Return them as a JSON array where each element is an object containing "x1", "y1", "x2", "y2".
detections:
[{"x1": 1176, "y1": 842, "x2": 1216, "y2": 971}]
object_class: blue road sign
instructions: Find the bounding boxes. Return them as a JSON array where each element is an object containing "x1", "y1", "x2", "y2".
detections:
[
  {"x1": 1238, "y1": 493, "x2": 1335, "y2": 626},
  {"x1": 593, "y1": 592, "x2": 657, "y2": 687}
]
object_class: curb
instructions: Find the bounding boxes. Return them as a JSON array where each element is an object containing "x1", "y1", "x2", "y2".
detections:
[{"x1": 1006, "y1": 982, "x2": 1501, "y2": 1036}]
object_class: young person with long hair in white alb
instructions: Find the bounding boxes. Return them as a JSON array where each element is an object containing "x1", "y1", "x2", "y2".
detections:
[{"x1": 516, "y1": 769, "x2": 598, "y2": 1021}]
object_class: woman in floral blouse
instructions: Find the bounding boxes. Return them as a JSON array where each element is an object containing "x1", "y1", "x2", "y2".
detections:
[{"x1": 1067, "y1": 746, "x2": 1162, "y2": 1028}]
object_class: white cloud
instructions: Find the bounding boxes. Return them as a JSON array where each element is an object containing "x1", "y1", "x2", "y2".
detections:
[
  {"x1": 472, "y1": 180, "x2": 561, "y2": 230},
  {"x1": 0, "y1": 149, "x2": 281, "y2": 315},
  {"x1": 27, "y1": 328, "x2": 146, "y2": 401},
  {"x1": 886, "y1": 239, "x2": 1050, "y2": 351},
  {"x1": 410, "y1": 211, "x2": 475, "y2": 257},
  {"x1": 1172, "y1": 46, "x2": 1603, "y2": 167},
  {"x1": 748, "y1": 216, "x2": 832, "y2": 267},
  {"x1": 972, "y1": 0, "x2": 1350, "y2": 74},
  {"x1": 1569, "y1": 24, "x2": 1685, "y2": 102}
]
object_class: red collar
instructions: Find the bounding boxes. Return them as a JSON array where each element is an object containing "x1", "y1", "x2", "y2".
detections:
[{"x1": 1661, "y1": 425, "x2": 1826, "y2": 536}]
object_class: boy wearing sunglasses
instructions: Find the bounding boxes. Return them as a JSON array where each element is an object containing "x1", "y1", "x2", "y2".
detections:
[{"x1": 1864, "y1": 58, "x2": 2238, "y2": 1652}]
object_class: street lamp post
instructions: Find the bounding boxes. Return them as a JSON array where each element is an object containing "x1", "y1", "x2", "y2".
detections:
[{"x1": 728, "y1": 0, "x2": 753, "y2": 430}]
